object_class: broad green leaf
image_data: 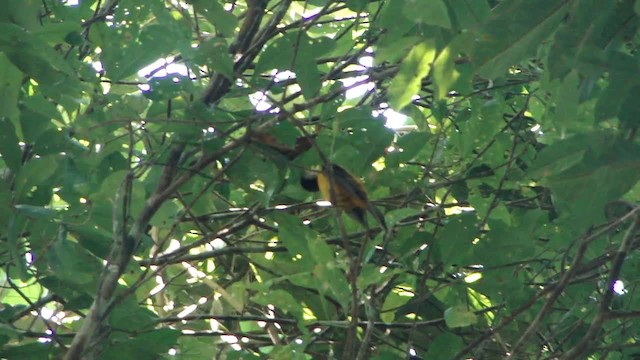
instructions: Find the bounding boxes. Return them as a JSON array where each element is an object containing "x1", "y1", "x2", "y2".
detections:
[
  {"x1": 436, "y1": 212, "x2": 477, "y2": 266},
  {"x1": 13, "y1": 204, "x2": 57, "y2": 219},
  {"x1": 425, "y1": 333, "x2": 464, "y2": 359},
  {"x1": 546, "y1": 0, "x2": 614, "y2": 80},
  {"x1": 46, "y1": 238, "x2": 103, "y2": 287},
  {"x1": 274, "y1": 214, "x2": 314, "y2": 268},
  {"x1": 444, "y1": 306, "x2": 477, "y2": 328},
  {"x1": 192, "y1": 38, "x2": 235, "y2": 80},
  {"x1": 109, "y1": 295, "x2": 159, "y2": 331},
  {"x1": 403, "y1": 0, "x2": 452, "y2": 29},
  {"x1": 526, "y1": 134, "x2": 591, "y2": 178},
  {"x1": 7, "y1": 215, "x2": 29, "y2": 281},
  {"x1": 594, "y1": 53, "x2": 639, "y2": 121},
  {"x1": 470, "y1": 0, "x2": 570, "y2": 78},
  {"x1": 346, "y1": 0, "x2": 369, "y2": 12},
  {"x1": 253, "y1": 289, "x2": 304, "y2": 320},
  {"x1": 432, "y1": 45, "x2": 461, "y2": 100},
  {"x1": 388, "y1": 40, "x2": 436, "y2": 110},
  {"x1": 14, "y1": 155, "x2": 60, "y2": 201},
  {"x1": 312, "y1": 263, "x2": 351, "y2": 310},
  {"x1": 617, "y1": 85, "x2": 640, "y2": 129},
  {"x1": 447, "y1": 0, "x2": 490, "y2": 29},
  {"x1": 549, "y1": 70, "x2": 580, "y2": 129},
  {"x1": 22, "y1": 94, "x2": 63, "y2": 122},
  {"x1": 0, "y1": 53, "x2": 21, "y2": 120},
  {"x1": 387, "y1": 132, "x2": 429, "y2": 163},
  {"x1": 376, "y1": 0, "x2": 415, "y2": 39},
  {"x1": 0, "y1": 117, "x2": 22, "y2": 173},
  {"x1": 192, "y1": 0, "x2": 238, "y2": 38},
  {"x1": 0, "y1": 343, "x2": 61, "y2": 360},
  {"x1": 547, "y1": 138, "x2": 640, "y2": 225}
]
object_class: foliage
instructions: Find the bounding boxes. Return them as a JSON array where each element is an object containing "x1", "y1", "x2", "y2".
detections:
[{"x1": 0, "y1": 0, "x2": 639, "y2": 359}]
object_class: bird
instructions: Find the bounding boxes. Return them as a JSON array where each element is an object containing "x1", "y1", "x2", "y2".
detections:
[{"x1": 301, "y1": 164, "x2": 387, "y2": 230}]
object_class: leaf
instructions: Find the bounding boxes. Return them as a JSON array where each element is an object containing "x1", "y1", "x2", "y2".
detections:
[
  {"x1": 253, "y1": 289, "x2": 303, "y2": 320},
  {"x1": 387, "y1": 132, "x2": 429, "y2": 163},
  {"x1": 469, "y1": 0, "x2": 571, "y2": 78},
  {"x1": 46, "y1": 238, "x2": 103, "y2": 287},
  {"x1": 550, "y1": 70, "x2": 580, "y2": 128},
  {"x1": 526, "y1": 134, "x2": 591, "y2": 178},
  {"x1": 436, "y1": 212, "x2": 477, "y2": 267},
  {"x1": 274, "y1": 214, "x2": 314, "y2": 268},
  {"x1": 13, "y1": 204, "x2": 57, "y2": 219},
  {"x1": 192, "y1": 0, "x2": 238, "y2": 38},
  {"x1": 432, "y1": 44, "x2": 461, "y2": 100},
  {"x1": 0, "y1": 53, "x2": 21, "y2": 120},
  {"x1": 346, "y1": 0, "x2": 369, "y2": 12},
  {"x1": 0, "y1": 117, "x2": 22, "y2": 173},
  {"x1": 375, "y1": 0, "x2": 415, "y2": 41},
  {"x1": 547, "y1": 138, "x2": 640, "y2": 224},
  {"x1": 388, "y1": 40, "x2": 436, "y2": 110},
  {"x1": 546, "y1": 0, "x2": 614, "y2": 80},
  {"x1": 192, "y1": 38, "x2": 235, "y2": 80},
  {"x1": 617, "y1": 85, "x2": 640, "y2": 129},
  {"x1": 0, "y1": 343, "x2": 61, "y2": 360},
  {"x1": 14, "y1": 155, "x2": 60, "y2": 201},
  {"x1": 447, "y1": 0, "x2": 490, "y2": 29},
  {"x1": 108, "y1": 297, "x2": 159, "y2": 331},
  {"x1": 444, "y1": 305, "x2": 478, "y2": 328},
  {"x1": 424, "y1": 333, "x2": 463, "y2": 359},
  {"x1": 403, "y1": 0, "x2": 452, "y2": 29},
  {"x1": 594, "y1": 54, "x2": 639, "y2": 121}
]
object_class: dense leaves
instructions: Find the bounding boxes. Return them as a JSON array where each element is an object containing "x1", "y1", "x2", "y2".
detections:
[{"x1": 0, "y1": 0, "x2": 639, "y2": 359}]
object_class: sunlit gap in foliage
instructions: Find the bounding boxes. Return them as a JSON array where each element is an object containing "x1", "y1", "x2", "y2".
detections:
[
  {"x1": 340, "y1": 55, "x2": 374, "y2": 99},
  {"x1": 137, "y1": 57, "x2": 191, "y2": 92},
  {"x1": 613, "y1": 280, "x2": 626, "y2": 295},
  {"x1": 249, "y1": 70, "x2": 295, "y2": 112}
]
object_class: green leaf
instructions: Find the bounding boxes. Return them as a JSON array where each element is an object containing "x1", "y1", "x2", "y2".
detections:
[
  {"x1": 346, "y1": 0, "x2": 369, "y2": 12},
  {"x1": 14, "y1": 155, "x2": 60, "y2": 200},
  {"x1": 192, "y1": 0, "x2": 238, "y2": 38},
  {"x1": 375, "y1": 0, "x2": 415, "y2": 42},
  {"x1": 425, "y1": 333, "x2": 463, "y2": 359},
  {"x1": 22, "y1": 93, "x2": 63, "y2": 122},
  {"x1": 109, "y1": 297, "x2": 159, "y2": 331},
  {"x1": 444, "y1": 305, "x2": 478, "y2": 328},
  {"x1": 527, "y1": 134, "x2": 591, "y2": 178},
  {"x1": 546, "y1": 0, "x2": 614, "y2": 80},
  {"x1": 469, "y1": 0, "x2": 570, "y2": 78},
  {"x1": 594, "y1": 54, "x2": 639, "y2": 121},
  {"x1": 0, "y1": 53, "x2": 21, "y2": 120},
  {"x1": 547, "y1": 138, "x2": 640, "y2": 225},
  {"x1": 436, "y1": 212, "x2": 477, "y2": 266},
  {"x1": 274, "y1": 214, "x2": 314, "y2": 268},
  {"x1": 46, "y1": 238, "x2": 103, "y2": 287},
  {"x1": 193, "y1": 38, "x2": 235, "y2": 80},
  {"x1": 253, "y1": 289, "x2": 303, "y2": 320},
  {"x1": 0, "y1": 117, "x2": 22, "y2": 172},
  {"x1": 388, "y1": 40, "x2": 436, "y2": 110},
  {"x1": 618, "y1": 85, "x2": 640, "y2": 129},
  {"x1": 0, "y1": 342, "x2": 61, "y2": 359},
  {"x1": 447, "y1": 0, "x2": 490, "y2": 29},
  {"x1": 387, "y1": 132, "x2": 429, "y2": 163},
  {"x1": 13, "y1": 204, "x2": 57, "y2": 219},
  {"x1": 403, "y1": 0, "x2": 452, "y2": 29}
]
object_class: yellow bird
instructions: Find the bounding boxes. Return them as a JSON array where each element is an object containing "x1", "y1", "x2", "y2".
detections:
[{"x1": 301, "y1": 164, "x2": 387, "y2": 230}]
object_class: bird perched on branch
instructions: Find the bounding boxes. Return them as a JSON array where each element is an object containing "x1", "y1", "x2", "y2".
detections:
[{"x1": 301, "y1": 164, "x2": 387, "y2": 231}]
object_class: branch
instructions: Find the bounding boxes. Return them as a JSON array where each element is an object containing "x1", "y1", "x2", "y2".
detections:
[{"x1": 560, "y1": 209, "x2": 640, "y2": 360}]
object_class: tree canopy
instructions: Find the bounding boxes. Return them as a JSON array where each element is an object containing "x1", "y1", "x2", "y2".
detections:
[{"x1": 1, "y1": 0, "x2": 640, "y2": 359}]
